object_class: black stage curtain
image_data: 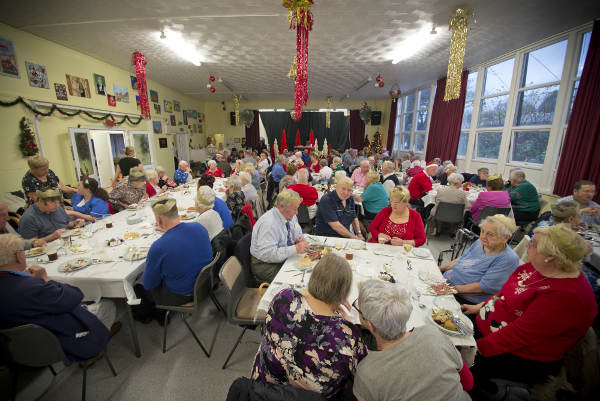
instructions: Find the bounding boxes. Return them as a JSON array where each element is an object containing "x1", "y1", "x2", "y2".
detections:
[{"x1": 259, "y1": 111, "x2": 349, "y2": 151}]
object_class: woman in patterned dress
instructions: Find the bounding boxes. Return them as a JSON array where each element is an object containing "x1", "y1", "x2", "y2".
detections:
[
  {"x1": 108, "y1": 167, "x2": 147, "y2": 212},
  {"x1": 252, "y1": 254, "x2": 367, "y2": 398},
  {"x1": 22, "y1": 154, "x2": 76, "y2": 204},
  {"x1": 223, "y1": 175, "x2": 245, "y2": 221},
  {"x1": 368, "y1": 186, "x2": 426, "y2": 247}
]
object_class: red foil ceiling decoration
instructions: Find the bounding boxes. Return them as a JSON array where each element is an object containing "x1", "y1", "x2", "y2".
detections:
[
  {"x1": 283, "y1": 0, "x2": 314, "y2": 121},
  {"x1": 132, "y1": 52, "x2": 151, "y2": 120}
]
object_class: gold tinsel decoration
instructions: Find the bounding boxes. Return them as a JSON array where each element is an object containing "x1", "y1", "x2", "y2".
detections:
[
  {"x1": 326, "y1": 96, "x2": 332, "y2": 128},
  {"x1": 287, "y1": 56, "x2": 297, "y2": 80},
  {"x1": 233, "y1": 95, "x2": 240, "y2": 126},
  {"x1": 444, "y1": 8, "x2": 470, "y2": 101}
]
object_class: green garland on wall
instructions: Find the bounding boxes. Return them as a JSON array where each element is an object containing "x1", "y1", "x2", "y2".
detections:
[{"x1": 0, "y1": 96, "x2": 144, "y2": 125}]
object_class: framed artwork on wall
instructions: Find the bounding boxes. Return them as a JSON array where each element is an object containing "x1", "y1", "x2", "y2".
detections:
[
  {"x1": 54, "y1": 83, "x2": 68, "y2": 100},
  {"x1": 153, "y1": 121, "x2": 162, "y2": 134},
  {"x1": 164, "y1": 100, "x2": 173, "y2": 113},
  {"x1": 159, "y1": 138, "x2": 168, "y2": 148},
  {"x1": 113, "y1": 84, "x2": 129, "y2": 103},
  {"x1": 66, "y1": 74, "x2": 91, "y2": 98},
  {"x1": 130, "y1": 75, "x2": 138, "y2": 89},
  {"x1": 173, "y1": 101, "x2": 181, "y2": 112},
  {"x1": 149, "y1": 90, "x2": 158, "y2": 103},
  {"x1": 153, "y1": 103, "x2": 161, "y2": 114},
  {"x1": 107, "y1": 94, "x2": 116, "y2": 106},
  {"x1": 0, "y1": 37, "x2": 19, "y2": 78},
  {"x1": 25, "y1": 62, "x2": 49, "y2": 88},
  {"x1": 93, "y1": 73, "x2": 106, "y2": 95},
  {"x1": 170, "y1": 115, "x2": 176, "y2": 126}
]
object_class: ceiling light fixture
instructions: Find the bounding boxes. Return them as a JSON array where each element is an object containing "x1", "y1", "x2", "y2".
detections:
[
  {"x1": 390, "y1": 24, "x2": 436, "y2": 64},
  {"x1": 156, "y1": 29, "x2": 202, "y2": 66},
  {"x1": 430, "y1": 24, "x2": 437, "y2": 35}
]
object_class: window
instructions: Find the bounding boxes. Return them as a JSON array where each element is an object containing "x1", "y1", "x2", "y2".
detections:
[
  {"x1": 413, "y1": 133, "x2": 426, "y2": 153},
  {"x1": 457, "y1": 132, "x2": 469, "y2": 158},
  {"x1": 577, "y1": 31, "x2": 591, "y2": 78},
  {"x1": 393, "y1": 87, "x2": 433, "y2": 155},
  {"x1": 566, "y1": 80, "x2": 579, "y2": 122},
  {"x1": 401, "y1": 134, "x2": 411, "y2": 151},
  {"x1": 459, "y1": 71, "x2": 477, "y2": 156},
  {"x1": 403, "y1": 113, "x2": 413, "y2": 132},
  {"x1": 482, "y1": 58, "x2": 514, "y2": 96},
  {"x1": 475, "y1": 131, "x2": 503, "y2": 160},
  {"x1": 462, "y1": 101, "x2": 473, "y2": 130},
  {"x1": 514, "y1": 85, "x2": 560, "y2": 126},
  {"x1": 510, "y1": 130, "x2": 550, "y2": 164},
  {"x1": 519, "y1": 40, "x2": 567, "y2": 88},
  {"x1": 403, "y1": 93, "x2": 415, "y2": 131},
  {"x1": 478, "y1": 59, "x2": 514, "y2": 128},
  {"x1": 415, "y1": 88, "x2": 430, "y2": 131},
  {"x1": 478, "y1": 95, "x2": 509, "y2": 128}
]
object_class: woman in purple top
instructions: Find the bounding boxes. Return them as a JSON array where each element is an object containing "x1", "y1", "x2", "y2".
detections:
[
  {"x1": 469, "y1": 175, "x2": 511, "y2": 222},
  {"x1": 252, "y1": 254, "x2": 367, "y2": 398}
]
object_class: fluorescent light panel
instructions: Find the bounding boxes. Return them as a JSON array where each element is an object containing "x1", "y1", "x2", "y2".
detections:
[
  {"x1": 157, "y1": 29, "x2": 203, "y2": 66},
  {"x1": 390, "y1": 23, "x2": 436, "y2": 64}
]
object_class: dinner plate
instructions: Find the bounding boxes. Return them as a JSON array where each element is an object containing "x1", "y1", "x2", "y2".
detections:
[
  {"x1": 25, "y1": 247, "x2": 46, "y2": 258},
  {"x1": 179, "y1": 211, "x2": 198, "y2": 220},
  {"x1": 410, "y1": 248, "x2": 431, "y2": 258},
  {"x1": 69, "y1": 246, "x2": 91, "y2": 254},
  {"x1": 123, "y1": 232, "x2": 140, "y2": 240},
  {"x1": 429, "y1": 308, "x2": 473, "y2": 337},
  {"x1": 123, "y1": 247, "x2": 149, "y2": 261},
  {"x1": 58, "y1": 258, "x2": 91, "y2": 273},
  {"x1": 127, "y1": 204, "x2": 139, "y2": 210}
]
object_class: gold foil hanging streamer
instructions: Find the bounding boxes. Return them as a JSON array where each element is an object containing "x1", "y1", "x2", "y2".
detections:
[
  {"x1": 326, "y1": 96, "x2": 332, "y2": 128},
  {"x1": 444, "y1": 8, "x2": 470, "y2": 101},
  {"x1": 233, "y1": 95, "x2": 240, "y2": 126},
  {"x1": 287, "y1": 56, "x2": 297, "y2": 80}
]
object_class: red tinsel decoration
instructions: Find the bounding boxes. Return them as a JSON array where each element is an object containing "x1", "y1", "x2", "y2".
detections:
[{"x1": 132, "y1": 52, "x2": 151, "y2": 120}]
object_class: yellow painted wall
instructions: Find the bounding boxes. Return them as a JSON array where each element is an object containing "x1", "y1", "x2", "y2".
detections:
[{"x1": 0, "y1": 22, "x2": 204, "y2": 192}]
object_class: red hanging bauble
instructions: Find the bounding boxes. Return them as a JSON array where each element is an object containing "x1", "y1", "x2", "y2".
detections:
[
  {"x1": 389, "y1": 90, "x2": 394, "y2": 96},
  {"x1": 210, "y1": 87, "x2": 216, "y2": 93},
  {"x1": 209, "y1": 75, "x2": 215, "y2": 82},
  {"x1": 376, "y1": 75, "x2": 382, "y2": 82},
  {"x1": 379, "y1": 81, "x2": 384, "y2": 88}
]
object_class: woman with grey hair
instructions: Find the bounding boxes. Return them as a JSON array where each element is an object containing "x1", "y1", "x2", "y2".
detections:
[
  {"x1": 239, "y1": 171, "x2": 258, "y2": 203},
  {"x1": 156, "y1": 166, "x2": 176, "y2": 189},
  {"x1": 252, "y1": 254, "x2": 367, "y2": 398},
  {"x1": 353, "y1": 280, "x2": 472, "y2": 401},
  {"x1": 431, "y1": 172, "x2": 467, "y2": 234},
  {"x1": 194, "y1": 186, "x2": 223, "y2": 240},
  {"x1": 224, "y1": 175, "x2": 245, "y2": 221},
  {"x1": 506, "y1": 170, "x2": 540, "y2": 225}
]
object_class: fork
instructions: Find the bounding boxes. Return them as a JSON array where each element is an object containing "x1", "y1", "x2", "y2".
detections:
[{"x1": 406, "y1": 260, "x2": 413, "y2": 270}]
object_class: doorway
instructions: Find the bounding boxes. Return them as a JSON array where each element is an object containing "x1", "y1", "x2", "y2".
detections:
[{"x1": 90, "y1": 130, "x2": 126, "y2": 187}]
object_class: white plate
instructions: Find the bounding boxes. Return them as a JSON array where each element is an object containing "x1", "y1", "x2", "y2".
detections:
[
  {"x1": 429, "y1": 309, "x2": 473, "y2": 337},
  {"x1": 123, "y1": 247, "x2": 149, "y2": 261},
  {"x1": 410, "y1": 248, "x2": 431, "y2": 258},
  {"x1": 58, "y1": 258, "x2": 91, "y2": 273},
  {"x1": 25, "y1": 247, "x2": 46, "y2": 258},
  {"x1": 179, "y1": 211, "x2": 198, "y2": 220}
]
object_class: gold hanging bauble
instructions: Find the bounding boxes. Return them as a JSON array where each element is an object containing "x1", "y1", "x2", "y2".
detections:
[{"x1": 444, "y1": 8, "x2": 472, "y2": 101}]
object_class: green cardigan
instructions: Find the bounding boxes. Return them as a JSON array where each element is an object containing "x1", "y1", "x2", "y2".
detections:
[{"x1": 506, "y1": 180, "x2": 540, "y2": 212}]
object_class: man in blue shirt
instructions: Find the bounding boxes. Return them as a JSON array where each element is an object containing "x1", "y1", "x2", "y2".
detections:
[
  {"x1": 133, "y1": 198, "x2": 213, "y2": 323},
  {"x1": 440, "y1": 215, "x2": 519, "y2": 304},
  {"x1": 173, "y1": 160, "x2": 192, "y2": 185},
  {"x1": 557, "y1": 180, "x2": 600, "y2": 226},
  {"x1": 314, "y1": 177, "x2": 364, "y2": 240}
]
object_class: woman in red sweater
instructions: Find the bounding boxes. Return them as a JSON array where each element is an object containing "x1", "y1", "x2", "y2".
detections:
[
  {"x1": 368, "y1": 186, "x2": 426, "y2": 247},
  {"x1": 462, "y1": 224, "x2": 596, "y2": 398},
  {"x1": 205, "y1": 160, "x2": 223, "y2": 178},
  {"x1": 308, "y1": 153, "x2": 320, "y2": 173}
]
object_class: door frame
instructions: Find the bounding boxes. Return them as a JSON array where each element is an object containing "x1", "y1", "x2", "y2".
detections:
[
  {"x1": 68, "y1": 128, "x2": 99, "y2": 181},
  {"x1": 128, "y1": 130, "x2": 156, "y2": 169}
]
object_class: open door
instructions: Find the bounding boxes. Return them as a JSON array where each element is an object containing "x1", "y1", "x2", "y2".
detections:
[
  {"x1": 69, "y1": 128, "x2": 99, "y2": 181},
  {"x1": 176, "y1": 133, "x2": 190, "y2": 163},
  {"x1": 129, "y1": 131, "x2": 155, "y2": 169}
]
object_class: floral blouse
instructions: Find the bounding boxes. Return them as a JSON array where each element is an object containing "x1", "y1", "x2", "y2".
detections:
[
  {"x1": 226, "y1": 191, "x2": 245, "y2": 221},
  {"x1": 251, "y1": 288, "x2": 367, "y2": 398},
  {"x1": 108, "y1": 177, "x2": 145, "y2": 211},
  {"x1": 22, "y1": 169, "x2": 60, "y2": 201}
]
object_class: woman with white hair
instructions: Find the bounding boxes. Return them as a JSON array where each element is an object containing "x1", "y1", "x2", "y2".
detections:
[
  {"x1": 318, "y1": 159, "x2": 333, "y2": 182},
  {"x1": 439, "y1": 164, "x2": 457, "y2": 186},
  {"x1": 156, "y1": 166, "x2": 176, "y2": 189},
  {"x1": 239, "y1": 171, "x2": 258, "y2": 203},
  {"x1": 194, "y1": 186, "x2": 223, "y2": 240},
  {"x1": 431, "y1": 172, "x2": 467, "y2": 217},
  {"x1": 145, "y1": 170, "x2": 165, "y2": 197},
  {"x1": 288, "y1": 168, "x2": 318, "y2": 219},
  {"x1": 224, "y1": 175, "x2": 246, "y2": 221},
  {"x1": 205, "y1": 159, "x2": 223, "y2": 178},
  {"x1": 353, "y1": 280, "x2": 472, "y2": 400}
]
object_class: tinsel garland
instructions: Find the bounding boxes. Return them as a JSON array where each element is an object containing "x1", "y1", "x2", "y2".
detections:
[
  {"x1": 132, "y1": 52, "x2": 151, "y2": 120},
  {"x1": 0, "y1": 96, "x2": 144, "y2": 125},
  {"x1": 326, "y1": 96, "x2": 332, "y2": 128},
  {"x1": 444, "y1": 8, "x2": 470, "y2": 101},
  {"x1": 233, "y1": 95, "x2": 240, "y2": 125}
]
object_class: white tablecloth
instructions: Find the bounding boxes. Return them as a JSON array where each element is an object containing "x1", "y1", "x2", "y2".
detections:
[{"x1": 257, "y1": 236, "x2": 477, "y2": 364}]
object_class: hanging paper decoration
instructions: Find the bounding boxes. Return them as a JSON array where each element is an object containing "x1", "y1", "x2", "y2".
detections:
[
  {"x1": 283, "y1": 0, "x2": 314, "y2": 121},
  {"x1": 326, "y1": 96, "x2": 332, "y2": 128},
  {"x1": 274, "y1": 138, "x2": 280, "y2": 156},
  {"x1": 444, "y1": 8, "x2": 472, "y2": 101},
  {"x1": 359, "y1": 102, "x2": 372, "y2": 122},
  {"x1": 322, "y1": 138, "x2": 328, "y2": 156},
  {"x1": 287, "y1": 56, "x2": 297, "y2": 80},
  {"x1": 295, "y1": 128, "x2": 301, "y2": 147},
  {"x1": 309, "y1": 129, "x2": 315, "y2": 148},
  {"x1": 280, "y1": 129, "x2": 288, "y2": 153},
  {"x1": 233, "y1": 95, "x2": 240, "y2": 125},
  {"x1": 132, "y1": 52, "x2": 151, "y2": 120}
]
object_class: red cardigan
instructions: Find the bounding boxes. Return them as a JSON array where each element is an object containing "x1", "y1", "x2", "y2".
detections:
[
  {"x1": 206, "y1": 167, "x2": 223, "y2": 178},
  {"x1": 408, "y1": 170, "x2": 432, "y2": 200},
  {"x1": 145, "y1": 182, "x2": 157, "y2": 197},
  {"x1": 287, "y1": 184, "x2": 318, "y2": 206},
  {"x1": 476, "y1": 263, "x2": 597, "y2": 361},
  {"x1": 309, "y1": 161, "x2": 320, "y2": 173},
  {"x1": 368, "y1": 207, "x2": 426, "y2": 247}
]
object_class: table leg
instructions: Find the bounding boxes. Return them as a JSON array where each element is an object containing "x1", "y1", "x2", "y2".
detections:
[{"x1": 126, "y1": 303, "x2": 142, "y2": 358}]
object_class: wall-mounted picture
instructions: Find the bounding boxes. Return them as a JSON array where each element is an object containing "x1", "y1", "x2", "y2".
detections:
[
  {"x1": 25, "y1": 62, "x2": 49, "y2": 88},
  {"x1": 113, "y1": 84, "x2": 129, "y2": 103},
  {"x1": 130, "y1": 75, "x2": 138, "y2": 90},
  {"x1": 164, "y1": 100, "x2": 173, "y2": 113},
  {"x1": 170, "y1": 115, "x2": 176, "y2": 126},
  {"x1": 153, "y1": 121, "x2": 162, "y2": 134},
  {"x1": 173, "y1": 101, "x2": 181, "y2": 112},
  {"x1": 54, "y1": 83, "x2": 68, "y2": 100},
  {"x1": 159, "y1": 138, "x2": 168, "y2": 148},
  {"x1": 135, "y1": 95, "x2": 140, "y2": 110},
  {"x1": 107, "y1": 94, "x2": 116, "y2": 106},
  {"x1": 153, "y1": 103, "x2": 161, "y2": 114},
  {"x1": 0, "y1": 37, "x2": 19, "y2": 77},
  {"x1": 149, "y1": 89, "x2": 158, "y2": 103},
  {"x1": 191, "y1": 110, "x2": 198, "y2": 119},
  {"x1": 66, "y1": 74, "x2": 91, "y2": 98},
  {"x1": 93, "y1": 73, "x2": 106, "y2": 95}
]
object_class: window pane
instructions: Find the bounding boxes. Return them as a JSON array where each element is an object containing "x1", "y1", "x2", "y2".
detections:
[
  {"x1": 477, "y1": 95, "x2": 509, "y2": 128},
  {"x1": 457, "y1": 132, "x2": 469, "y2": 158},
  {"x1": 466, "y1": 71, "x2": 478, "y2": 100},
  {"x1": 401, "y1": 134, "x2": 411, "y2": 151},
  {"x1": 413, "y1": 134, "x2": 426, "y2": 153},
  {"x1": 476, "y1": 131, "x2": 503, "y2": 160},
  {"x1": 483, "y1": 58, "x2": 514, "y2": 96},
  {"x1": 566, "y1": 80, "x2": 579, "y2": 123},
  {"x1": 418, "y1": 87, "x2": 431, "y2": 109},
  {"x1": 393, "y1": 134, "x2": 400, "y2": 154},
  {"x1": 403, "y1": 113, "x2": 413, "y2": 131},
  {"x1": 462, "y1": 101, "x2": 473, "y2": 130},
  {"x1": 514, "y1": 84, "x2": 559, "y2": 126},
  {"x1": 520, "y1": 40, "x2": 567, "y2": 88},
  {"x1": 394, "y1": 113, "x2": 402, "y2": 134},
  {"x1": 577, "y1": 31, "x2": 591, "y2": 78},
  {"x1": 511, "y1": 130, "x2": 549, "y2": 164},
  {"x1": 404, "y1": 93, "x2": 415, "y2": 112},
  {"x1": 416, "y1": 110, "x2": 428, "y2": 131}
]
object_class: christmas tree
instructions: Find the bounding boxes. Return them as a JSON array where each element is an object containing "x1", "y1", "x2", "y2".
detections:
[
  {"x1": 19, "y1": 117, "x2": 38, "y2": 157},
  {"x1": 371, "y1": 131, "x2": 383, "y2": 154}
]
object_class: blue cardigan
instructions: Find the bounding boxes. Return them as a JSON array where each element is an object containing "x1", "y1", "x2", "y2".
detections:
[{"x1": 71, "y1": 193, "x2": 110, "y2": 218}]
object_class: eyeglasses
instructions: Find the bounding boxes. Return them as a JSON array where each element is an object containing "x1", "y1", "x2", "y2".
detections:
[{"x1": 352, "y1": 299, "x2": 363, "y2": 316}]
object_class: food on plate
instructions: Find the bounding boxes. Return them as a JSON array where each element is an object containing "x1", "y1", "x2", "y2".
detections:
[
  {"x1": 25, "y1": 247, "x2": 45, "y2": 257},
  {"x1": 187, "y1": 206, "x2": 196, "y2": 212},
  {"x1": 308, "y1": 251, "x2": 322, "y2": 261},
  {"x1": 334, "y1": 245, "x2": 342, "y2": 251},
  {"x1": 403, "y1": 243, "x2": 413, "y2": 253},
  {"x1": 106, "y1": 238, "x2": 123, "y2": 247},
  {"x1": 298, "y1": 257, "x2": 312, "y2": 268},
  {"x1": 124, "y1": 232, "x2": 140, "y2": 240},
  {"x1": 59, "y1": 258, "x2": 89, "y2": 272},
  {"x1": 432, "y1": 308, "x2": 458, "y2": 332},
  {"x1": 124, "y1": 247, "x2": 149, "y2": 261},
  {"x1": 178, "y1": 206, "x2": 184, "y2": 211},
  {"x1": 70, "y1": 246, "x2": 90, "y2": 254},
  {"x1": 427, "y1": 282, "x2": 458, "y2": 295},
  {"x1": 378, "y1": 271, "x2": 396, "y2": 283},
  {"x1": 127, "y1": 203, "x2": 138, "y2": 210},
  {"x1": 179, "y1": 212, "x2": 197, "y2": 220},
  {"x1": 70, "y1": 229, "x2": 84, "y2": 236},
  {"x1": 322, "y1": 246, "x2": 332, "y2": 255}
]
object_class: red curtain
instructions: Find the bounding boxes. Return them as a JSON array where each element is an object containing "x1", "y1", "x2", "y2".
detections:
[
  {"x1": 425, "y1": 70, "x2": 469, "y2": 163},
  {"x1": 386, "y1": 99, "x2": 398, "y2": 151},
  {"x1": 244, "y1": 110, "x2": 260, "y2": 149},
  {"x1": 554, "y1": 20, "x2": 600, "y2": 202},
  {"x1": 349, "y1": 110, "x2": 365, "y2": 149}
]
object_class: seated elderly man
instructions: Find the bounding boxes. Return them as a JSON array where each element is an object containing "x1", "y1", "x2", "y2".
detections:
[
  {"x1": 469, "y1": 167, "x2": 489, "y2": 187},
  {"x1": 19, "y1": 188, "x2": 85, "y2": 241},
  {"x1": 505, "y1": 170, "x2": 540, "y2": 225},
  {"x1": 288, "y1": 168, "x2": 318, "y2": 219},
  {"x1": 240, "y1": 171, "x2": 258, "y2": 203},
  {"x1": 195, "y1": 186, "x2": 224, "y2": 240},
  {"x1": 558, "y1": 180, "x2": 600, "y2": 226},
  {"x1": 0, "y1": 234, "x2": 110, "y2": 361},
  {"x1": 440, "y1": 215, "x2": 519, "y2": 304},
  {"x1": 408, "y1": 162, "x2": 438, "y2": 208},
  {"x1": 250, "y1": 189, "x2": 309, "y2": 282},
  {"x1": 133, "y1": 198, "x2": 213, "y2": 323},
  {"x1": 351, "y1": 160, "x2": 371, "y2": 188},
  {"x1": 381, "y1": 160, "x2": 400, "y2": 193},
  {"x1": 353, "y1": 280, "x2": 472, "y2": 401},
  {"x1": 314, "y1": 177, "x2": 363, "y2": 240},
  {"x1": 173, "y1": 160, "x2": 192, "y2": 185},
  {"x1": 0, "y1": 201, "x2": 45, "y2": 249}
]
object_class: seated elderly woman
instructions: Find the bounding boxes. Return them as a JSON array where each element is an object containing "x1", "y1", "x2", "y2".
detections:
[
  {"x1": 440, "y1": 215, "x2": 519, "y2": 304},
  {"x1": 205, "y1": 160, "x2": 223, "y2": 178},
  {"x1": 462, "y1": 224, "x2": 597, "y2": 398},
  {"x1": 369, "y1": 186, "x2": 425, "y2": 247},
  {"x1": 108, "y1": 167, "x2": 147, "y2": 212},
  {"x1": 278, "y1": 162, "x2": 298, "y2": 192},
  {"x1": 438, "y1": 164, "x2": 457, "y2": 186},
  {"x1": 173, "y1": 160, "x2": 192, "y2": 185},
  {"x1": 530, "y1": 200, "x2": 581, "y2": 234},
  {"x1": 22, "y1": 154, "x2": 76, "y2": 204},
  {"x1": 330, "y1": 156, "x2": 345, "y2": 173},
  {"x1": 314, "y1": 177, "x2": 363, "y2": 240},
  {"x1": 355, "y1": 171, "x2": 389, "y2": 220},
  {"x1": 68, "y1": 177, "x2": 110, "y2": 221},
  {"x1": 469, "y1": 167, "x2": 489, "y2": 187},
  {"x1": 288, "y1": 168, "x2": 318, "y2": 219},
  {"x1": 353, "y1": 280, "x2": 472, "y2": 401},
  {"x1": 156, "y1": 166, "x2": 176, "y2": 189},
  {"x1": 252, "y1": 254, "x2": 367, "y2": 398},
  {"x1": 216, "y1": 153, "x2": 232, "y2": 177},
  {"x1": 468, "y1": 174, "x2": 511, "y2": 223},
  {"x1": 244, "y1": 163, "x2": 261, "y2": 190},
  {"x1": 430, "y1": 172, "x2": 467, "y2": 234},
  {"x1": 19, "y1": 188, "x2": 85, "y2": 241},
  {"x1": 145, "y1": 170, "x2": 166, "y2": 197},
  {"x1": 318, "y1": 159, "x2": 333, "y2": 183},
  {"x1": 239, "y1": 171, "x2": 258, "y2": 203},
  {"x1": 224, "y1": 175, "x2": 246, "y2": 221},
  {"x1": 194, "y1": 186, "x2": 223, "y2": 240},
  {"x1": 381, "y1": 161, "x2": 400, "y2": 193},
  {"x1": 505, "y1": 170, "x2": 540, "y2": 225},
  {"x1": 197, "y1": 174, "x2": 233, "y2": 229}
]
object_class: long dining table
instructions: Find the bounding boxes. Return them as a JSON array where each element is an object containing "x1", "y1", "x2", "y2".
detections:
[{"x1": 257, "y1": 235, "x2": 478, "y2": 365}]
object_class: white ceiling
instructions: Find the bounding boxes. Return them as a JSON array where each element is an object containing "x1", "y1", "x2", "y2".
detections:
[{"x1": 2, "y1": 0, "x2": 599, "y2": 102}]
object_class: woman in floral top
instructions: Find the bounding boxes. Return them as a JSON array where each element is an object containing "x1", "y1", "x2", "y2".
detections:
[
  {"x1": 108, "y1": 167, "x2": 147, "y2": 212},
  {"x1": 252, "y1": 254, "x2": 367, "y2": 398},
  {"x1": 22, "y1": 155, "x2": 76, "y2": 204},
  {"x1": 223, "y1": 175, "x2": 245, "y2": 221}
]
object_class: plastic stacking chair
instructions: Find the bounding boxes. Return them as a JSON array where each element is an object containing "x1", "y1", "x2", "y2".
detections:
[
  {"x1": 155, "y1": 252, "x2": 221, "y2": 356},
  {"x1": 426, "y1": 202, "x2": 465, "y2": 241},
  {"x1": 219, "y1": 256, "x2": 267, "y2": 369},
  {"x1": 0, "y1": 324, "x2": 116, "y2": 401},
  {"x1": 466, "y1": 206, "x2": 512, "y2": 231}
]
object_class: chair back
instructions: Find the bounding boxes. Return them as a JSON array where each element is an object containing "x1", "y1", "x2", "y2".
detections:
[
  {"x1": 241, "y1": 202, "x2": 255, "y2": 227},
  {"x1": 453, "y1": 228, "x2": 479, "y2": 259},
  {"x1": 235, "y1": 232, "x2": 258, "y2": 287},
  {"x1": 434, "y1": 202, "x2": 465, "y2": 224},
  {"x1": 297, "y1": 205, "x2": 311, "y2": 225},
  {"x1": 219, "y1": 256, "x2": 246, "y2": 322},
  {"x1": 192, "y1": 252, "x2": 220, "y2": 307},
  {"x1": 477, "y1": 206, "x2": 512, "y2": 223},
  {"x1": 513, "y1": 235, "x2": 530, "y2": 263},
  {"x1": 0, "y1": 324, "x2": 67, "y2": 367}
]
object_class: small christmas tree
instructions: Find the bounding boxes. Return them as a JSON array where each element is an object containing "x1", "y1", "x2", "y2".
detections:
[
  {"x1": 19, "y1": 117, "x2": 38, "y2": 157},
  {"x1": 371, "y1": 131, "x2": 383, "y2": 154}
]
